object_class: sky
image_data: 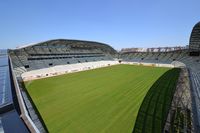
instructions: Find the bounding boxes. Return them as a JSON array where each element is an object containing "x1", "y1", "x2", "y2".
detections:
[{"x1": 0, "y1": 0, "x2": 200, "y2": 50}]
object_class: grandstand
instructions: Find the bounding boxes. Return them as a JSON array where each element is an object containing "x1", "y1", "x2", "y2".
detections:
[
  {"x1": 120, "y1": 22, "x2": 200, "y2": 132},
  {"x1": 0, "y1": 22, "x2": 199, "y2": 132},
  {"x1": 190, "y1": 22, "x2": 200, "y2": 56},
  {"x1": 9, "y1": 39, "x2": 117, "y2": 78}
]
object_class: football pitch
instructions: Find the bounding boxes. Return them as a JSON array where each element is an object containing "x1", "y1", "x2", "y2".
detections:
[{"x1": 25, "y1": 64, "x2": 175, "y2": 133}]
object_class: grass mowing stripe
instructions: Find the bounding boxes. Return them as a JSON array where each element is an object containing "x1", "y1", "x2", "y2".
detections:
[
  {"x1": 134, "y1": 69, "x2": 173, "y2": 132},
  {"x1": 161, "y1": 69, "x2": 180, "y2": 129},
  {"x1": 25, "y1": 64, "x2": 169, "y2": 133},
  {"x1": 152, "y1": 69, "x2": 177, "y2": 132},
  {"x1": 133, "y1": 68, "x2": 180, "y2": 133}
]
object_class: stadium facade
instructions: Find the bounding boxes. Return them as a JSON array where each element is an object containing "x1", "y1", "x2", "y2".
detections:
[
  {"x1": 189, "y1": 22, "x2": 200, "y2": 55},
  {"x1": 0, "y1": 22, "x2": 199, "y2": 132}
]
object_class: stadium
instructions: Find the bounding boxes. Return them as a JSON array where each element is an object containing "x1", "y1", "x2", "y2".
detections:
[{"x1": 0, "y1": 21, "x2": 199, "y2": 133}]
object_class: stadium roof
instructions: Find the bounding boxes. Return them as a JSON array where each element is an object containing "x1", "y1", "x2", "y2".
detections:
[
  {"x1": 15, "y1": 39, "x2": 111, "y2": 49},
  {"x1": 0, "y1": 49, "x2": 29, "y2": 133},
  {"x1": 0, "y1": 51, "x2": 13, "y2": 110},
  {"x1": 13, "y1": 39, "x2": 117, "y2": 54},
  {"x1": 189, "y1": 22, "x2": 200, "y2": 52}
]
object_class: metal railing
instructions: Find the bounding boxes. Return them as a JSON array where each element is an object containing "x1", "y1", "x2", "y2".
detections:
[{"x1": 9, "y1": 56, "x2": 40, "y2": 133}]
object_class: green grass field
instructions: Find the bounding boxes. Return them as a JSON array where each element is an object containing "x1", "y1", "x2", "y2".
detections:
[
  {"x1": 133, "y1": 68, "x2": 180, "y2": 133},
  {"x1": 25, "y1": 64, "x2": 173, "y2": 133}
]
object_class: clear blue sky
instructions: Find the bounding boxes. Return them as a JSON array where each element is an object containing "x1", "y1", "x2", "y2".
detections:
[{"x1": 0, "y1": 0, "x2": 200, "y2": 50}]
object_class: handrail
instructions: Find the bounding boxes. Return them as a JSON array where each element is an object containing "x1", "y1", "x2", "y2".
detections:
[{"x1": 9, "y1": 56, "x2": 40, "y2": 133}]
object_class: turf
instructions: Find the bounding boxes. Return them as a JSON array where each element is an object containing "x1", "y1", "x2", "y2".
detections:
[
  {"x1": 25, "y1": 64, "x2": 170, "y2": 133},
  {"x1": 133, "y1": 68, "x2": 180, "y2": 133}
]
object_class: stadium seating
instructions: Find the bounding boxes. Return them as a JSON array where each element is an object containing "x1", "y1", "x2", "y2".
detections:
[
  {"x1": 9, "y1": 39, "x2": 117, "y2": 77},
  {"x1": 8, "y1": 38, "x2": 200, "y2": 132},
  {"x1": 21, "y1": 60, "x2": 119, "y2": 81},
  {"x1": 120, "y1": 49, "x2": 200, "y2": 131}
]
